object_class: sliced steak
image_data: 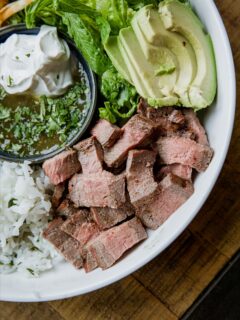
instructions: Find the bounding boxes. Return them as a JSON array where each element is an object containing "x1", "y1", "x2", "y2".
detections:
[
  {"x1": 43, "y1": 150, "x2": 81, "y2": 185},
  {"x1": 126, "y1": 149, "x2": 158, "y2": 206},
  {"x1": 61, "y1": 210, "x2": 100, "y2": 246},
  {"x1": 43, "y1": 218, "x2": 83, "y2": 268},
  {"x1": 137, "y1": 99, "x2": 184, "y2": 134},
  {"x1": 183, "y1": 109, "x2": 209, "y2": 145},
  {"x1": 158, "y1": 164, "x2": 192, "y2": 181},
  {"x1": 52, "y1": 183, "x2": 65, "y2": 208},
  {"x1": 91, "y1": 201, "x2": 135, "y2": 230},
  {"x1": 74, "y1": 137, "x2": 103, "y2": 174},
  {"x1": 154, "y1": 136, "x2": 213, "y2": 172},
  {"x1": 83, "y1": 248, "x2": 98, "y2": 273},
  {"x1": 56, "y1": 199, "x2": 78, "y2": 218},
  {"x1": 91, "y1": 119, "x2": 123, "y2": 148},
  {"x1": 87, "y1": 217, "x2": 147, "y2": 269},
  {"x1": 69, "y1": 171, "x2": 126, "y2": 209},
  {"x1": 104, "y1": 114, "x2": 155, "y2": 168},
  {"x1": 136, "y1": 173, "x2": 194, "y2": 229}
]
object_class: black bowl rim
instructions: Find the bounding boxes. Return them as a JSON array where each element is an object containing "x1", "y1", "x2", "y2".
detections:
[{"x1": 0, "y1": 24, "x2": 97, "y2": 164}]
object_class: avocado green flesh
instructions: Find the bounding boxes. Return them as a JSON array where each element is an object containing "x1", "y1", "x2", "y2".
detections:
[
  {"x1": 104, "y1": 0, "x2": 216, "y2": 110},
  {"x1": 133, "y1": 5, "x2": 197, "y2": 106},
  {"x1": 119, "y1": 27, "x2": 179, "y2": 105},
  {"x1": 118, "y1": 31, "x2": 149, "y2": 98},
  {"x1": 104, "y1": 36, "x2": 133, "y2": 84},
  {"x1": 159, "y1": 0, "x2": 217, "y2": 109}
]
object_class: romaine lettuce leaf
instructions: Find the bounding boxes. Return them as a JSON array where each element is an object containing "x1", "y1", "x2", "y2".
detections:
[
  {"x1": 22, "y1": 0, "x2": 142, "y2": 124},
  {"x1": 61, "y1": 13, "x2": 111, "y2": 75}
]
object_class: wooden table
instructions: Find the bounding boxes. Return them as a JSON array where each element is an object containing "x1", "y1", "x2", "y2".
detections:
[{"x1": 1, "y1": 1, "x2": 239, "y2": 319}]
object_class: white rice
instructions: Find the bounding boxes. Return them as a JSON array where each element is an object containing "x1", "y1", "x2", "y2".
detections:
[{"x1": 0, "y1": 161, "x2": 61, "y2": 277}]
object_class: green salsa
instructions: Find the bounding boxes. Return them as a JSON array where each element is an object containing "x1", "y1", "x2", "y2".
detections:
[{"x1": 0, "y1": 69, "x2": 90, "y2": 157}]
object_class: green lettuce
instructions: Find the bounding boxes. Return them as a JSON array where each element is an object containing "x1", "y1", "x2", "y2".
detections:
[
  {"x1": 20, "y1": 0, "x2": 145, "y2": 123},
  {"x1": 99, "y1": 69, "x2": 138, "y2": 124}
]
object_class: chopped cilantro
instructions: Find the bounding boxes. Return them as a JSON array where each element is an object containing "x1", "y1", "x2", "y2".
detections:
[
  {"x1": 0, "y1": 105, "x2": 10, "y2": 119},
  {"x1": 8, "y1": 198, "x2": 17, "y2": 208},
  {"x1": 0, "y1": 80, "x2": 89, "y2": 156},
  {"x1": 25, "y1": 53, "x2": 31, "y2": 58},
  {"x1": 26, "y1": 268, "x2": 35, "y2": 276},
  {"x1": 7, "y1": 75, "x2": 14, "y2": 87},
  {"x1": 15, "y1": 56, "x2": 19, "y2": 60}
]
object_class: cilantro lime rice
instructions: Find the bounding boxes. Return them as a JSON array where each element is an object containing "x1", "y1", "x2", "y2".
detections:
[{"x1": 0, "y1": 161, "x2": 61, "y2": 277}]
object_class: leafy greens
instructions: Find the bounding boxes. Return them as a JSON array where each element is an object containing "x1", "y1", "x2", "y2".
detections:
[{"x1": 9, "y1": 0, "x2": 157, "y2": 123}]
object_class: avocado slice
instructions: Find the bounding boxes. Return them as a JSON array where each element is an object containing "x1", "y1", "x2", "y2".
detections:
[
  {"x1": 119, "y1": 26, "x2": 178, "y2": 105},
  {"x1": 104, "y1": 36, "x2": 133, "y2": 84},
  {"x1": 118, "y1": 32, "x2": 149, "y2": 98},
  {"x1": 132, "y1": 4, "x2": 197, "y2": 106},
  {"x1": 159, "y1": 0, "x2": 217, "y2": 110}
]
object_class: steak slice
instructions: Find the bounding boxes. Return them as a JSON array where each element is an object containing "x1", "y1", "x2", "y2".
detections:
[
  {"x1": 137, "y1": 99, "x2": 185, "y2": 134},
  {"x1": 154, "y1": 136, "x2": 213, "y2": 172},
  {"x1": 74, "y1": 137, "x2": 103, "y2": 174},
  {"x1": 158, "y1": 164, "x2": 192, "y2": 181},
  {"x1": 43, "y1": 150, "x2": 81, "y2": 185},
  {"x1": 91, "y1": 119, "x2": 123, "y2": 148},
  {"x1": 43, "y1": 218, "x2": 83, "y2": 268},
  {"x1": 183, "y1": 109, "x2": 209, "y2": 145},
  {"x1": 56, "y1": 199, "x2": 78, "y2": 218},
  {"x1": 136, "y1": 174, "x2": 194, "y2": 229},
  {"x1": 126, "y1": 149, "x2": 158, "y2": 206},
  {"x1": 52, "y1": 183, "x2": 65, "y2": 208},
  {"x1": 68, "y1": 171, "x2": 126, "y2": 209},
  {"x1": 87, "y1": 217, "x2": 147, "y2": 269},
  {"x1": 91, "y1": 201, "x2": 135, "y2": 230},
  {"x1": 61, "y1": 210, "x2": 100, "y2": 246},
  {"x1": 83, "y1": 248, "x2": 98, "y2": 273},
  {"x1": 104, "y1": 114, "x2": 155, "y2": 168}
]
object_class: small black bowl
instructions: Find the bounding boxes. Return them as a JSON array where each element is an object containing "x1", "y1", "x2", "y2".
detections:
[{"x1": 0, "y1": 24, "x2": 97, "y2": 164}]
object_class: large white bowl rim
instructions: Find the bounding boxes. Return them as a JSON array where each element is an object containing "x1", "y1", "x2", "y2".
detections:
[{"x1": 0, "y1": 0, "x2": 236, "y2": 302}]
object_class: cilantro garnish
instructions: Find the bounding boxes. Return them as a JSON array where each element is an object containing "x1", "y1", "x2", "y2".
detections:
[
  {"x1": 8, "y1": 198, "x2": 18, "y2": 208},
  {"x1": 0, "y1": 80, "x2": 89, "y2": 156}
]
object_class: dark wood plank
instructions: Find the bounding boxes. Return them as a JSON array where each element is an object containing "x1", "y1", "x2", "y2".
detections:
[
  {"x1": 133, "y1": 230, "x2": 227, "y2": 317},
  {"x1": 182, "y1": 251, "x2": 240, "y2": 320},
  {"x1": 50, "y1": 276, "x2": 177, "y2": 320},
  {"x1": 0, "y1": 302, "x2": 65, "y2": 320}
]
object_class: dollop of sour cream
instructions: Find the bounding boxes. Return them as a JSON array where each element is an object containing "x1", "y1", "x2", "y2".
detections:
[{"x1": 0, "y1": 25, "x2": 74, "y2": 97}]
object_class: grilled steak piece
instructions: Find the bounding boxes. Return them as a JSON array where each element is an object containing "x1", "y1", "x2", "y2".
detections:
[
  {"x1": 43, "y1": 150, "x2": 81, "y2": 185},
  {"x1": 56, "y1": 199, "x2": 78, "y2": 218},
  {"x1": 61, "y1": 210, "x2": 100, "y2": 246},
  {"x1": 69, "y1": 171, "x2": 126, "y2": 209},
  {"x1": 91, "y1": 201, "x2": 135, "y2": 230},
  {"x1": 52, "y1": 183, "x2": 65, "y2": 208},
  {"x1": 136, "y1": 174, "x2": 194, "y2": 229},
  {"x1": 86, "y1": 217, "x2": 147, "y2": 269},
  {"x1": 154, "y1": 136, "x2": 213, "y2": 172},
  {"x1": 82, "y1": 247, "x2": 98, "y2": 273},
  {"x1": 74, "y1": 137, "x2": 103, "y2": 174},
  {"x1": 91, "y1": 119, "x2": 123, "y2": 148},
  {"x1": 126, "y1": 150, "x2": 158, "y2": 206},
  {"x1": 158, "y1": 164, "x2": 192, "y2": 181},
  {"x1": 137, "y1": 99, "x2": 185, "y2": 134},
  {"x1": 183, "y1": 109, "x2": 209, "y2": 145},
  {"x1": 104, "y1": 114, "x2": 155, "y2": 168},
  {"x1": 43, "y1": 218, "x2": 83, "y2": 268}
]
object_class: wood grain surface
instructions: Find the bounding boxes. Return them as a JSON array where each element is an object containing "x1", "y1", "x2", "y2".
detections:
[{"x1": 0, "y1": 1, "x2": 239, "y2": 319}]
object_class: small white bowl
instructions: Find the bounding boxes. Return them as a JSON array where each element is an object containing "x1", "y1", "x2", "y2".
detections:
[{"x1": 0, "y1": 0, "x2": 236, "y2": 302}]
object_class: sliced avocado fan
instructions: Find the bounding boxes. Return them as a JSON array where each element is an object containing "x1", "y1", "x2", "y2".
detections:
[
  {"x1": 159, "y1": 0, "x2": 217, "y2": 110},
  {"x1": 104, "y1": 0, "x2": 217, "y2": 111}
]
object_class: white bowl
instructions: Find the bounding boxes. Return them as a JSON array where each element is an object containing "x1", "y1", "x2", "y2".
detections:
[{"x1": 0, "y1": 0, "x2": 236, "y2": 302}]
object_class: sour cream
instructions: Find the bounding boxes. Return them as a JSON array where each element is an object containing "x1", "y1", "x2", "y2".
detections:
[{"x1": 0, "y1": 25, "x2": 74, "y2": 97}]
